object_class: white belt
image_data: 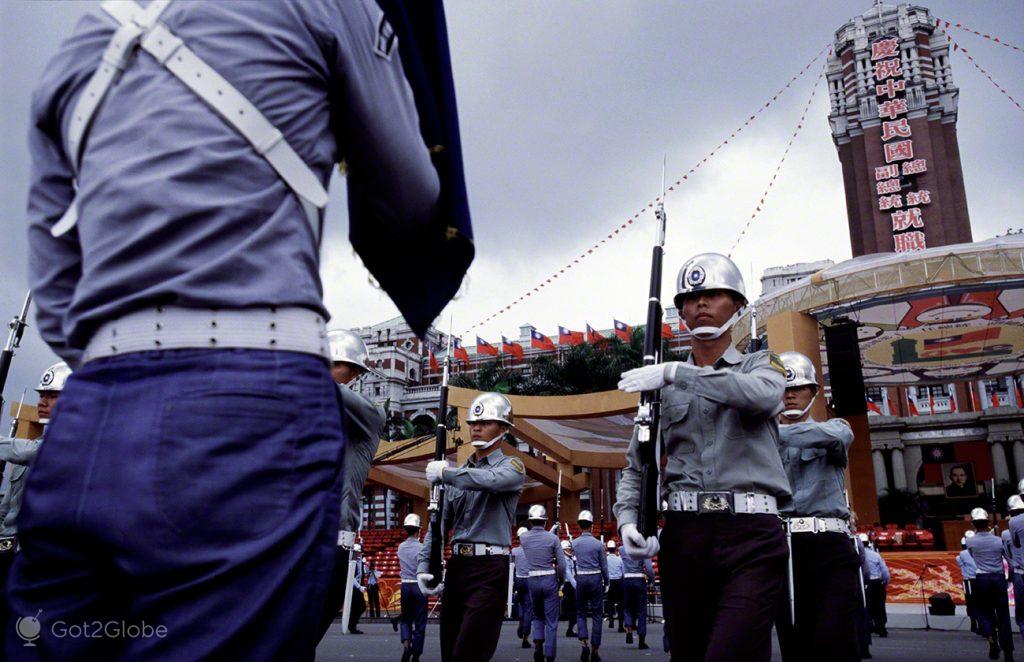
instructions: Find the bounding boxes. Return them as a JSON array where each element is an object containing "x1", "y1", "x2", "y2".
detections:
[
  {"x1": 665, "y1": 490, "x2": 778, "y2": 515},
  {"x1": 401, "y1": 579, "x2": 419, "y2": 584},
  {"x1": 785, "y1": 516, "x2": 849, "y2": 534},
  {"x1": 529, "y1": 569, "x2": 556, "y2": 577},
  {"x1": 623, "y1": 573, "x2": 645, "y2": 579},
  {"x1": 81, "y1": 306, "x2": 330, "y2": 364},
  {"x1": 577, "y1": 570, "x2": 602, "y2": 575},
  {"x1": 452, "y1": 543, "x2": 510, "y2": 557},
  {"x1": 868, "y1": 575, "x2": 881, "y2": 580},
  {"x1": 1014, "y1": 568, "x2": 1024, "y2": 575},
  {"x1": 337, "y1": 530, "x2": 357, "y2": 549}
]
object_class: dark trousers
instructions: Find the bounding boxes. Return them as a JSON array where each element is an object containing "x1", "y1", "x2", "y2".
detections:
[
  {"x1": 400, "y1": 583, "x2": 427, "y2": 655},
  {"x1": 0, "y1": 550, "x2": 14, "y2": 654},
  {"x1": 864, "y1": 579, "x2": 887, "y2": 633},
  {"x1": 606, "y1": 578, "x2": 624, "y2": 626},
  {"x1": 529, "y1": 574, "x2": 560, "y2": 658},
  {"x1": 316, "y1": 548, "x2": 350, "y2": 643},
  {"x1": 368, "y1": 583, "x2": 381, "y2": 618},
  {"x1": 440, "y1": 555, "x2": 508, "y2": 662},
  {"x1": 575, "y1": 574, "x2": 604, "y2": 647},
  {"x1": 1012, "y1": 573, "x2": 1024, "y2": 635},
  {"x1": 660, "y1": 512, "x2": 788, "y2": 662},
  {"x1": 975, "y1": 572, "x2": 1014, "y2": 653},
  {"x1": 561, "y1": 581, "x2": 577, "y2": 625},
  {"x1": 964, "y1": 579, "x2": 978, "y2": 631},
  {"x1": 623, "y1": 577, "x2": 648, "y2": 636},
  {"x1": 514, "y1": 576, "x2": 531, "y2": 637},
  {"x1": 775, "y1": 532, "x2": 861, "y2": 662},
  {"x1": 7, "y1": 349, "x2": 344, "y2": 660},
  {"x1": 349, "y1": 585, "x2": 366, "y2": 631}
]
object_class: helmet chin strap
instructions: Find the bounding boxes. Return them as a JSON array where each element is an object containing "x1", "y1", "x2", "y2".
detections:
[
  {"x1": 782, "y1": 399, "x2": 815, "y2": 421},
  {"x1": 38, "y1": 418, "x2": 50, "y2": 426},
  {"x1": 691, "y1": 307, "x2": 745, "y2": 341},
  {"x1": 472, "y1": 433, "x2": 505, "y2": 450}
]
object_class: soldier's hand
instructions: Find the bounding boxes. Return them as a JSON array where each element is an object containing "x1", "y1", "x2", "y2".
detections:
[
  {"x1": 425, "y1": 460, "x2": 450, "y2": 484},
  {"x1": 549, "y1": 524, "x2": 559, "y2": 535},
  {"x1": 621, "y1": 523, "x2": 660, "y2": 559},
  {"x1": 618, "y1": 364, "x2": 677, "y2": 393},
  {"x1": 417, "y1": 572, "x2": 444, "y2": 596}
]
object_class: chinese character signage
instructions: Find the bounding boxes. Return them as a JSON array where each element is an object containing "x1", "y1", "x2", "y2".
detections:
[{"x1": 872, "y1": 36, "x2": 931, "y2": 253}]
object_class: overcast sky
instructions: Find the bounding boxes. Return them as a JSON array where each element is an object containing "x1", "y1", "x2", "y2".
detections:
[{"x1": 1, "y1": 1, "x2": 1021, "y2": 424}]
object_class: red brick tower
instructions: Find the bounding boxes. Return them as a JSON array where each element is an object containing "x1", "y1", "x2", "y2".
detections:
[{"x1": 827, "y1": 3, "x2": 972, "y2": 256}]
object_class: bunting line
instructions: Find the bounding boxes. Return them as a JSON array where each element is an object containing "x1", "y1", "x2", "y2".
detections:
[
  {"x1": 935, "y1": 17, "x2": 1024, "y2": 55},
  {"x1": 462, "y1": 43, "x2": 833, "y2": 335},
  {"x1": 951, "y1": 41, "x2": 1024, "y2": 114},
  {"x1": 728, "y1": 63, "x2": 826, "y2": 257}
]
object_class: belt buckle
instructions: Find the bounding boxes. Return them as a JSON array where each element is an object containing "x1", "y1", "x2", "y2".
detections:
[
  {"x1": 0, "y1": 538, "x2": 14, "y2": 553},
  {"x1": 457, "y1": 544, "x2": 473, "y2": 557},
  {"x1": 697, "y1": 491, "x2": 733, "y2": 514}
]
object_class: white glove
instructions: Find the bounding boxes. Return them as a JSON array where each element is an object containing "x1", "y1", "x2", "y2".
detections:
[
  {"x1": 620, "y1": 523, "x2": 660, "y2": 559},
  {"x1": 417, "y1": 573, "x2": 444, "y2": 596},
  {"x1": 549, "y1": 524, "x2": 559, "y2": 535},
  {"x1": 618, "y1": 363, "x2": 678, "y2": 393},
  {"x1": 425, "y1": 460, "x2": 450, "y2": 484}
]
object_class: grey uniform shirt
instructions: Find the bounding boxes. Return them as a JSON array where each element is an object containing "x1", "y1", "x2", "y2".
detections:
[
  {"x1": 620, "y1": 549, "x2": 655, "y2": 582},
  {"x1": 778, "y1": 418, "x2": 854, "y2": 518},
  {"x1": 968, "y1": 531, "x2": 1007, "y2": 575},
  {"x1": 0, "y1": 437, "x2": 44, "y2": 537},
  {"x1": 1010, "y1": 514, "x2": 1024, "y2": 570},
  {"x1": 957, "y1": 549, "x2": 977, "y2": 580},
  {"x1": 398, "y1": 537, "x2": 424, "y2": 581},
  {"x1": 338, "y1": 385, "x2": 386, "y2": 534},
  {"x1": 614, "y1": 347, "x2": 790, "y2": 527},
  {"x1": 28, "y1": 0, "x2": 439, "y2": 366},
  {"x1": 607, "y1": 554, "x2": 624, "y2": 580},
  {"x1": 512, "y1": 546, "x2": 529, "y2": 578},
  {"x1": 417, "y1": 448, "x2": 525, "y2": 574},
  {"x1": 519, "y1": 526, "x2": 566, "y2": 584},
  {"x1": 1003, "y1": 530, "x2": 1017, "y2": 570},
  {"x1": 571, "y1": 532, "x2": 609, "y2": 582}
]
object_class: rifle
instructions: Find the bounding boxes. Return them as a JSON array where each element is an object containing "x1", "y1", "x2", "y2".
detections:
[
  {"x1": 1, "y1": 390, "x2": 26, "y2": 480},
  {"x1": 0, "y1": 292, "x2": 32, "y2": 415},
  {"x1": 635, "y1": 162, "x2": 667, "y2": 538},
  {"x1": 426, "y1": 319, "x2": 453, "y2": 588},
  {"x1": 555, "y1": 469, "x2": 562, "y2": 532},
  {"x1": 746, "y1": 303, "x2": 760, "y2": 353}
]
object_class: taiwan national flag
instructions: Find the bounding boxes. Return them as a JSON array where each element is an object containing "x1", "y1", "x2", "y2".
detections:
[
  {"x1": 586, "y1": 323, "x2": 603, "y2": 344},
  {"x1": 614, "y1": 319, "x2": 632, "y2": 342},
  {"x1": 866, "y1": 396, "x2": 882, "y2": 414},
  {"x1": 453, "y1": 337, "x2": 469, "y2": 363},
  {"x1": 947, "y1": 384, "x2": 957, "y2": 413},
  {"x1": 907, "y1": 393, "x2": 920, "y2": 416},
  {"x1": 476, "y1": 336, "x2": 498, "y2": 357},
  {"x1": 559, "y1": 326, "x2": 585, "y2": 346},
  {"x1": 429, "y1": 343, "x2": 440, "y2": 372},
  {"x1": 531, "y1": 329, "x2": 556, "y2": 351},
  {"x1": 502, "y1": 336, "x2": 524, "y2": 359},
  {"x1": 662, "y1": 322, "x2": 674, "y2": 338}
]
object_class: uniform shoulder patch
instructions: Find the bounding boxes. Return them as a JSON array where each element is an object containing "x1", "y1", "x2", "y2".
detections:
[
  {"x1": 374, "y1": 11, "x2": 397, "y2": 60},
  {"x1": 768, "y1": 352, "x2": 787, "y2": 376},
  {"x1": 509, "y1": 458, "x2": 526, "y2": 474}
]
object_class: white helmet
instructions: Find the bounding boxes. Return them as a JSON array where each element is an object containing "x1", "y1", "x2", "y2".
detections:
[
  {"x1": 528, "y1": 504, "x2": 547, "y2": 522},
  {"x1": 353, "y1": 543, "x2": 363, "y2": 553},
  {"x1": 674, "y1": 253, "x2": 747, "y2": 339},
  {"x1": 35, "y1": 361, "x2": 71, "y2": 393},
  {"x1": 403, "y1": 513, "x2": 422, "y2": 528},
  {"x1": 560, "y1": 540, "x2": 572, "y2": 551},
  {"x1": 779, "y1": 352, "x2": 819, "y2": 389},
  {"x1": 327, "y1": 329, "x2": 370, "y2": 371},
  {"x1": 466, "y1": 392, "x2": 514, "y2": 427},
  {"x1": 606, "y1": 540, "x2": 616, "y2": 550},
  {"x1": 857, "y1": 533, "x2": 869, "y2": 543},
  {"x1": 964, "y1": 530, "x2": 976, "y2": 539},
  {"x1": 577, "y1": 510, "x2": 593, "y2": 524},
  {"x1": 1009, "y1": 496, "x2": 1024, "y2": 513},
  {"x1": 517, "y1": 526, "x2": 528, "y2": 537},
  {"x1": 1018, "y1": 478, "x2": 1024, "y2": 495},
  {"x1": 971, "y1": 507, "x2": 989, "y2": 521}
]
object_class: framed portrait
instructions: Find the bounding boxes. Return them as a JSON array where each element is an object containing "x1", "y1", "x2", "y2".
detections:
[{"x1": 942, "y1": 462, "x2": 977, "y2": 498}]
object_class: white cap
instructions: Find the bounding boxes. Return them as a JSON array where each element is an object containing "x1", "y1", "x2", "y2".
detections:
[
  {"x1": 1009, "y1": 495, "x2": 1024, "y2": 512},
  {"x1": 560, "y1": 540, "x2": 571, "y2": 550},
  {"x1": 403, "y1": 513, "x2": 422, "y2": 528},
  {"x1": 965, "y1": 530, "x2": 976, "y2": 539},
  {"x1": 528, "y1": 504, "x2": 547, "y2": 521},
  {"x1": 517, "y1": 526, "x2": 528, "y2": 537},
  {"x1": 971, "y1": 507, "x2": 989, "y2": 521},
  {"x1": 577, "y1": 510, "x2": 593, "y2": 524},
  {"x1": 606, "y1": 540, "x2": 616, "y2": 550}
]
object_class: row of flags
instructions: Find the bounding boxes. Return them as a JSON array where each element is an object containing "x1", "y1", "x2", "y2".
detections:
[
  {"x1": 867, "y1": 381, "x2": 1024, "y2": 416},
  {"x1": 425, "y1": 319, "x2": 691, "y2": 369}
]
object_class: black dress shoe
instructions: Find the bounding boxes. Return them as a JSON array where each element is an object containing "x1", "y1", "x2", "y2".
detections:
[
  {"x1": 566, "y1": 628, "x2": 576, "y2": 638},
  {"x1": 401, "y1": 649, "x2": 412, "y2": 662},
  {"x1": 391, "y1": 617, "x2": 399, "y2": 632},
  {"x1": 591, "y1": 651, "x2": 601, "y2": 662},
  {"x1": 626, "y1": 632, "x2": 633, "y2": 644},
  {"x1": 638, "y1": 635, "x2": 649, "y2": 650},
  {"x1": 991, "y1": 639, "x2": 1002, "y2": 660},
  {"x1": 618, "y1": 626, "x2": 626, "y2": 633},
  {"x1": 580, "y1": 646, "x2": 590, "y2": 662},
  {"x1": 348, "y1": 629, "x2": 364, "y2": 635},
  {"x1": 522, "y1": 636, "x2": 531, "y2": 649}
]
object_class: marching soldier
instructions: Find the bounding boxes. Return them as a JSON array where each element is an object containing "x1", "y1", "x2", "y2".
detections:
[
  {"x1": 968, "y1": 508, "x2": 1015, "y2": 661},
  {"x1": 615, "y1": 252, "x2": 791, "y2": 660},
  {"x1": 958, "y1": 531, "x2": 979, "y2": 634},
  {"x1": 513, "y1": 526, "x2": 533, "y2": 648},
  {"x1": 520, "y1": 505, "x2": 566, "y2": 662},
  {"x1": 1005, "y1": 496, "x2": 1024, "y2": 639},
  {"x1": 417, "y1": 392, "x2": 525, "y2": 661},
  {"x1": 605, "y1": 541, "x2": 625, "y2": 632},
  {"x1": 572, "y1": 510, "x2": 608, "y2": 662},
  {"x1": 18, "y1": 0, "x2": 467, "y2": 657},
  {"x1": 349, "y1": 544, "x2": 369, "y2": 634},
  {"x1": 398, "y1": 514, "x2": 427, "y2": 662},
  {"x1": 561, "y1": 539, "x2": 578, "y2": 638},
  {"x1": 620, "y1": 544, "x2": 654, "y2": 649},
  {"x1": 773, "y1": 351, "x2": 861, "y2": 661},
  {"x1": 861, "y1": 539, "x2": 890, "y2": 639},
  {"x1": 317, "y1": 329, "x2": 385, "y2": 642},
  {"x1": 0, "y1": 362, "x2": 69, "y2": 650}
]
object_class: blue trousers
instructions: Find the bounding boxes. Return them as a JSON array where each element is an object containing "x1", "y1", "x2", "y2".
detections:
[
  {"x1": 575, "y1": 574, "x2": 604, "y2": 647},
  {"x1": 514, "y1": 576, "x2": 531, "y2": 638},
  {"x1": 976, "y1": 573, "x2": 1014, "y2": 653},
  {"x1": 7, "y1": 349, "x2": 345, "y2": 660},
  {"x1": 400, "y1": 583, "x2": 427, "y2": 655},
  {"x1": 528, "y1": 575, "x2": 560, "y2": 658},
  {"x1": 623, "y1": 577, "x2": 648, "y2": 636},
  {"x1": 1012, "y1": 572, "x2": 1024, "y2": 637}
]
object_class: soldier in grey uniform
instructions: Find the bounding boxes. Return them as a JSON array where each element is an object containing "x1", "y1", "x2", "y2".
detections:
[
  {"x1": 317, "y1": 329, "x2": 385, "y2": 642},
  {"x1": 397, "y1": 513, "x2": 427, "y2": 662},
  {"x1": 571, "y1": 511, "x2": 608, "y2": 662},
  {"x1": 615, "y1": 252, "x2": 791, "y2": 661},
  {"x1": 0, "y1": 362, "x2": 69, "y2": 651},
  {"x1": 958, "y1": 531, "x2": 979, "y2": 635},
  {"x1": 968, "y1": 508, "x2": 1015, "y2": 661},
  {"x1": 1004, "y1": 496, "x2": 1024, "y2": 640},
  {"x1": 513, "y1": 526, "x2": 533, "y2": 648},
  {"x1": 773, "y1": 351, "x2": 861, "y2": 661},
  {"x1": 520, "y1": 505, "x2": 566, "y2": 662},
  {"x1": 417, "y1": 392, "x2": 525, "y2": 662},
  {"x1": 561, "y1": 539, "x2": 578, "y2": 638},
  {"x1": 604, "y1": 540, "x2": 625, "y2": 631},
  {"x1": 620, "y1": 543, "x2": 655, "y2": 649}
]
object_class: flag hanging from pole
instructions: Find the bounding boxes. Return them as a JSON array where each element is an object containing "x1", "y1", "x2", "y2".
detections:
[
  {"x1": 502, "y1": 336, "x2": 524, "y2": 359},
  {"x1": 586, "y1": 323, "x2": 603, "y2": 344},
  {"x1": 614, "y1": 319, "x2": 632, "y2": 342},
  {"x1": 559, "y1": 326, "x2": 585, "y2": 346},
  {"x1": 476, "y1": 336, "x2": 498, "y2": 357}
]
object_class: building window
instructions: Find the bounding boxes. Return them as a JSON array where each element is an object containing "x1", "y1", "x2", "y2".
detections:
[{"x1": 915, "y1": 384, "x2": 946, "y2": 399}]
